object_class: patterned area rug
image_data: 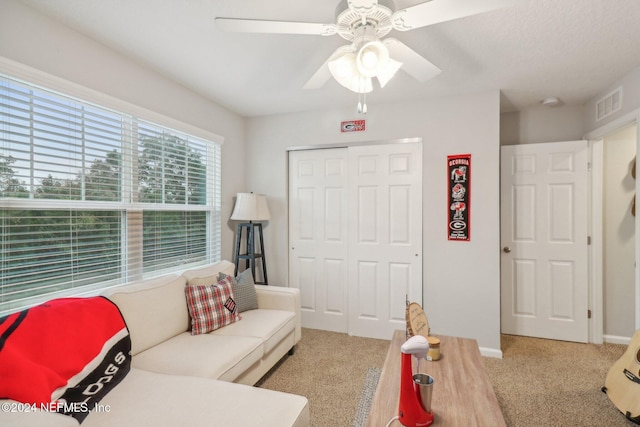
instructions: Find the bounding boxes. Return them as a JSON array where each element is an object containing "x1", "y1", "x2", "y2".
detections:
[{"x1": 352, "y1": 367, "x2": 382, "y2": 427}]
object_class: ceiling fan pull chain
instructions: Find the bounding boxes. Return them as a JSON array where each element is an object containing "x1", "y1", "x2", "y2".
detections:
[{"x1": 356, "y1": 91, "x2": 367, "y2": 115}]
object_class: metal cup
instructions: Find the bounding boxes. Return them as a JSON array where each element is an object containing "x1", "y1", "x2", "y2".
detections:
[{"x1": 413, "y1": 373, "x2": 434, "y2": 413}]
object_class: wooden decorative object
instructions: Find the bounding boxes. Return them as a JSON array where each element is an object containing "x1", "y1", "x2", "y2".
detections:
[{"x1": 406, "y1": 302, "x2": 430, "y2": 339}]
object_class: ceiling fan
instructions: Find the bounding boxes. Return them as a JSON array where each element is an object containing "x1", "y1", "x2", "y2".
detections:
[{"x1": 216, "y1": 0, "x2": 514, "y2": 109}]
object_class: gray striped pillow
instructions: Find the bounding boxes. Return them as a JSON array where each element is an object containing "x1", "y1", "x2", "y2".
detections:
[{"x1": 218, "y1": 269, "x2": 258, "y2": 313}]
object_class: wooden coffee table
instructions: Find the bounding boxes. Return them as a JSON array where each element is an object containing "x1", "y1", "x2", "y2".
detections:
[{"x1": 365, "y1": 330, "x2": 506, "y2": 426}]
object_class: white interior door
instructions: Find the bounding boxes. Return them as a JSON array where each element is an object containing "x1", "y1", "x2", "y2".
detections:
[
  {"x1": 289, "y1": 142, "x2": 423, "y2": 339},
  {"x1": 347, "y1": 143, "x2": 423, "y2": 340},
  {"x1": 289, "y1": 148, "x2": 349, "y2": 332},
  {"x1": 500, "y1": 141, "x2": 589, "y2": 342}
]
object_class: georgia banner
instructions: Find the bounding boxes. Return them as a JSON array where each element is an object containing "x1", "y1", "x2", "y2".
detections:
[{"x1": 447, "y1": 154, "x2": 471, "y2": 241}]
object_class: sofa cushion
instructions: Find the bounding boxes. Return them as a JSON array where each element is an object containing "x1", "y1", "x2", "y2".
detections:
[
  {"x1": 212, "y1": 309, "x2": 296, "y2": 354},
  {"x1": 185, "y1": 276, "x2": 241, "y2": 335},
  {"x1": 84, "y1": 368, "x2": 309, "y2": 427},
  {"x1": 131, "y1": 332, "x2": 263, "y2": 382},
  {"x1": 219, "y1": 269, "x2": 259, "y2": 313},
  {"x1": 104, "y1": 275, "x2": 189, "y2": 356}
]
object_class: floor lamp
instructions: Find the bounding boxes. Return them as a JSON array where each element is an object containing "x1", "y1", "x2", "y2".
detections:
[{"x1": 231, "y1": 193, "x2": 270, "y2": 285}]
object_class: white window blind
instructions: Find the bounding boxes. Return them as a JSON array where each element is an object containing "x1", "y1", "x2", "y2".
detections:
[{"x1": 0, "y1": 74, "x2": 221, "y2": 315}]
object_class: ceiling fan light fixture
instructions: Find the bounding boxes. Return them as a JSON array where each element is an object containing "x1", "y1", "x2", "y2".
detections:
[
  {"x1": 329, "y1": 37, "x2": 401, "y2": 93},
  {"x1": 342, "y1": 75, "x2": 372, "y2": 94},
  {"x1": 356, "y1": 40, "x2": 389, "y2": 77},
  {"x1": 328, "y1": 51, "x2": 374, "y2": 93},
  {"x1": 328, "y1": 53, "x2": 367, "y2": 92},
  {"x1": 328, "y1": 52, "x2": 357, "y2": 82}
]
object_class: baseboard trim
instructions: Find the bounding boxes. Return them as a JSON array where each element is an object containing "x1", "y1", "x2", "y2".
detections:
[
  {"x1": 603, "y1": 334, "x2": 631, "y2": 345},
  {"x1": 479, "y1": 346, "x2": 503, "y2": 359}
]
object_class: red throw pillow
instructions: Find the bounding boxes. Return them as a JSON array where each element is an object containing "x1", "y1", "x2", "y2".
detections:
[{"x1": 185, "y1": 276, "x2": 241, "y2": 335}]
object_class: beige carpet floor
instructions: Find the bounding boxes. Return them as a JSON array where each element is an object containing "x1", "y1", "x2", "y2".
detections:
[
  {"x1": 257, "y1": 328, "x2": 635, "y2": 426},
  {"x1": 483, "y1": 334, "x2": 634, "y2": 427},
  {"x1": 256, "y1": 328, "x2": 389, "y2": 426}
]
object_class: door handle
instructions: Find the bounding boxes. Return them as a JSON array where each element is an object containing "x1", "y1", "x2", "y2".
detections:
[{"x1": 503, "y1": 246, "x2": 511, "y2": 253}]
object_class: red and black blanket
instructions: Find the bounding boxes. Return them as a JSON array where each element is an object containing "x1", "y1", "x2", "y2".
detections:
[{"x1": 0, "y1": 296, "x2": 131, "y2": 423}]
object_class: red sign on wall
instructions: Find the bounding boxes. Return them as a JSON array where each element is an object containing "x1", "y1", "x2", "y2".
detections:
[
  {"x1": 340, "y1": 119, "x2": 366, "y2": 133},
  {"x1": 447, "y1": 154, "x2": 471, "y2": 241}
]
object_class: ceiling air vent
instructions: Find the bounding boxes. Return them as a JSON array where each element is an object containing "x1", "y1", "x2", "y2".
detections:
[{"x1": 595, "y1": 86, "x2": 622, "y2": 121}]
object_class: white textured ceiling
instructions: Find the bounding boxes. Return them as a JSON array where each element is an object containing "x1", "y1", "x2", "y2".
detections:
[{"x1": 17, "y1": 0, "x2": 640, "y2": 117}]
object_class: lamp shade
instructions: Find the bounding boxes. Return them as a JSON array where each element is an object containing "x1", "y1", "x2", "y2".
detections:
[
  {"x1": 231, "y1": 193, "x2": 271, "y2": 221},
  {"x1": 356, "y1": 40, "x2": 389, "y2": 78}
]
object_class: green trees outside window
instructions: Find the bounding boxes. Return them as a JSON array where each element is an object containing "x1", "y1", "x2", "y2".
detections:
[{"x1": 0, "y1": 76, "x2": 220, "y2": 313}]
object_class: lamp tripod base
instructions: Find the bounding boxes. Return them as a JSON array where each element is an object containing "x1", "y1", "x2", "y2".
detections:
[{"x1": 233, "y1": 222, "x2": 268, "y2": 285}]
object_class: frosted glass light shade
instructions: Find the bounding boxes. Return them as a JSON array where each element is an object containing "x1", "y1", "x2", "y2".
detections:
[
  {"x1": 328, "y1": 40, "x2": 400, "y2": 93},
  {"x1": 328, "y1": 52, "x2": 358, "y2": 83},
  {"x1": 356, "y1": 40, "x2": 389, "y2": 78},
  {"x1": 231, "y1": 193, "x2": 271, "y2": 221},
  {"x1": 329, "y1": 52, "x2": 371, "y2": 93}
]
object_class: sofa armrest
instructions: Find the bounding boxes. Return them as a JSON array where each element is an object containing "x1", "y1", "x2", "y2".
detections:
[{"x1": 255, "y1": 285, "x2": 301, "y2": 343}]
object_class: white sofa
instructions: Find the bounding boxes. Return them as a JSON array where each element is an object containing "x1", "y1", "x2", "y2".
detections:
[{"x1": 0, "y1": 260, "x2": 309, "y2": 427}]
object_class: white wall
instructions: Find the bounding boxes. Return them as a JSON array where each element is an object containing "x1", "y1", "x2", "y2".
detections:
[
  {"x1": 500, "y1": 104, "x2": 584, "y2": 145},
  {"x1": 584, "y1": 66, "x2": 640, "y2": 132},
  {"x1": 501, "y1": 65, "x2": 640, "y2": 141},
  {"x1": 246, "y1": 91, "x2": 503, "y2": 355},
  {"x1": 0, "y1": 0, "x2": 246, "y2": 257},
  {"x1": 603, "y1": 124, "x2": 636, "y2": 338}
]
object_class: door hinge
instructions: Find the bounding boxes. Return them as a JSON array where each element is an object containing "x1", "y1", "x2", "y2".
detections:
[
  {"x1": 588, "y1": 162, "x2": 592, "y2": 171},
  {"x1": 588, "y1": 309, "x2": 592, "y2": 319},
  {"x1": 587, "y1": 236, "x2": 591, "y2": 245}
]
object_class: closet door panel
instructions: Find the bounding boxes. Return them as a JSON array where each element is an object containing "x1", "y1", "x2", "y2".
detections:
[
  {"x1": 348, "y1": 143, "x2": 423, "y2": 340},
  {"x1": 289, "y1": 148, "x2": 349, "y2": 332}
]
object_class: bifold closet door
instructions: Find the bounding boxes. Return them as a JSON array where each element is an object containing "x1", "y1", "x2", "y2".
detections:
[
  {"x1": 289, "y1": 143, "x2": 422, "y2": 339},
  {"x1": 288, "y1": 148, "x2": 349, "y2": 332},
  {"x1": 347, "y1": 143, "x2": 423, "y2": 339}
]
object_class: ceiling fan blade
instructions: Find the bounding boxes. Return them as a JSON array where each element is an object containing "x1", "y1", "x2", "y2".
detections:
[
  {"x1": 304, "y1": 45, "x2": 355, "y2": 89},
  {"x1": 215, "y1": 18, "x2": 336, "y2": 36},
  {"x1": 304, "y1": 63, "x2": 333, "y2": 89},
  {"x1": 392, "y1": 0, "x2": 516, "y2": 31},
  {"x1": 383, "y1": 38, "x2": 441, "y2": 82}
]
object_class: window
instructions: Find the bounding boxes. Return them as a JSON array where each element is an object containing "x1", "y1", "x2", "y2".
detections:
[{"x1": 0, "y1": 74, "x2": 221, "y2": 315}]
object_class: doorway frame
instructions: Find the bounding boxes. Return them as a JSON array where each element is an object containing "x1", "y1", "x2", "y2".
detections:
[{"x1": 584, "y1": 108, "x2": 640, "y2": 344}]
